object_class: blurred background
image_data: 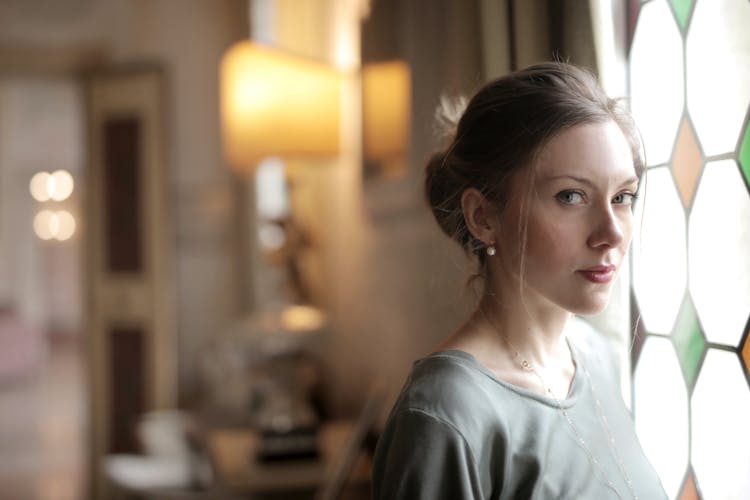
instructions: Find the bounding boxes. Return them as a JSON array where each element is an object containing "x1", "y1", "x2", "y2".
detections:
[{"x1": 0, "y1": 0, "x2": 748, "y2": 499}]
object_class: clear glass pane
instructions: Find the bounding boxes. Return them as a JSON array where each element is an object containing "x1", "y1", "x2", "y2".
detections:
[
  {"x1": 686, "y1": 0, "x2": 750, "y2": 156},
  {"x1": 688, "y1": 159, "x2": 750, "y2": 346},
  {"x1": 632, "y1": 167, "x2": 687, "y2": 334},
  {"x1": 630, "y1": 0, "x2": 684, "y2": 166},
  {"x1": 634, "y1": 335, "x2": 689, "y2": 499},
  {"x1": 691, "y1": 348, "x2": 750, "y2": 499}
]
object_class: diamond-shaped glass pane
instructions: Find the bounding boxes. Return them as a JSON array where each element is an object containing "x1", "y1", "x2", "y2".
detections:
[
  {"x1": 686, "y1": 0, "x2": 750, "y2": 156},
  {"x1": 672, "y1": 297, "x2": 706, "y2": 389},
  {"x1": 633, "y1": 167, "x2": 687, "y2": 334},
  {"x1": 742, "y1": 327, "x2": 750, "y2": 383},
  {"x1": 688, "y1": 160, "x2": 750, "y2": 346},
  {"x1": 672, "y1": 116, "x2": 703, "y2": 209},
  {"x1": 670, "y1": 0, "x2": 694, "y2": 30},
  {"x1": 630, "y1": 0, "x2": 684, "y2": 166},
  {"x1": 680, "y1": 469, "x2": 701, "y2": 500},
  {"x1": 739, "y1": 117, "x2": 750, "y2": 188},
  {"x1": 691, "y1": 349, "x2": 750, "y2": 499},
  {"x1": 634, "y1": 336, "x2": 689, "y2": 499}
]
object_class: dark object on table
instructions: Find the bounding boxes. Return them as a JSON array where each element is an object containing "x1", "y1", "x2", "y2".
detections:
[{"x1": 257, "y1": 426, "x2": 320, "y2": 462}]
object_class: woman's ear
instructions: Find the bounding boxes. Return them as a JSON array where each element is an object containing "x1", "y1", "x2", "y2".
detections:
[{"x1": 461, "y1": 187, "x2": 498, "y2": 245}]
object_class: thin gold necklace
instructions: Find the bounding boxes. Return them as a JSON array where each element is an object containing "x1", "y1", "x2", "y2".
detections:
[{"x1": 480, "y1": 309, "x2": 638, "y2": 500}]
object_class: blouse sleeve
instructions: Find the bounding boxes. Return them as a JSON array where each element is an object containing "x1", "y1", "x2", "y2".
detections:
[{"x1": 372, "y1": 408, "x2": 485, "y2": 500}]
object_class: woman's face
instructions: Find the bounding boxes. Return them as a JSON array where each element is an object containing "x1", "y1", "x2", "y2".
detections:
[{"x1": 495, "y1": 120, "x2": 639, "y2": 316}]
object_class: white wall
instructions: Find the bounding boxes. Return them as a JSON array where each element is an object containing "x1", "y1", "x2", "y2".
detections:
[
  {"x1": 318, "y1": 0, "x2": 485, "y2": 416},
  {"x1": 0, "y1": 0, "x2": 249, "y2": 402},
  {"x1": 0, "y1": 77, "x2": 84, "y2": 334}
]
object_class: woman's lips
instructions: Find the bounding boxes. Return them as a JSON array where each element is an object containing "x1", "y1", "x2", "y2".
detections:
[{"x1": 578, "y1": 265, "x2": 616, "y2": 284}]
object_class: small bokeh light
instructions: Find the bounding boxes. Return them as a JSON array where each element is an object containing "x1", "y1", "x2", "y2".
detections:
[
  {"x1": 33, "y1": 210, "x2": 76, "y2": 241},
  {"x1": 29, "y1": 170, "x2": 74, "y2": 202}
]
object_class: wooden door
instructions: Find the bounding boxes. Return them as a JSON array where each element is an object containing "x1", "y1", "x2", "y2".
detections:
[{"x1": 86, "y1": 66, "x2": 175, "y2": 498}]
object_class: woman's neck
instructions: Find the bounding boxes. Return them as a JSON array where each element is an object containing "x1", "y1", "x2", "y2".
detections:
[
  {"x1": 477, "y1": 290, "x2": 572, "y2": 369},
  {"x1": 435, "y1": 287, "x2": 577, "y2": 398}
]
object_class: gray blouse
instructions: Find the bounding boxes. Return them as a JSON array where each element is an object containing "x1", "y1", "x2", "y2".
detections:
[{"x1": 372, "y1": 330, "x2": 667, "y2": 499}]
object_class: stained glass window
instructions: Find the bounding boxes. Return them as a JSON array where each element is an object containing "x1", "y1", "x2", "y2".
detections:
[
  {"x1": 633, "y1": 336, "x2": 689, "y2": 498},
  {"x1": 629, "y1": 0, "x2": 683, "y2": 166},
  {"x1": 688, "y1": 159, "x2": 750, "y2": 346},
  {"x1": 685, "y1": 0, "x2": 750, "y2": 157},
  {"x1": 632, "y1": 166, "x2": 686, "y2": 334},
  {"x1": 691, "y1": 349, "x2": 750, "y2": 498},
  {"x1": 628, "y1": 0, "x2": 750, "y2": 498}
]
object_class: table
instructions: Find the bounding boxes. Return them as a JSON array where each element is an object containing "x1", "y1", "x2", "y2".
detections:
[{"x1": 206, "y1": 420, "x2": 372, "y2": 496}]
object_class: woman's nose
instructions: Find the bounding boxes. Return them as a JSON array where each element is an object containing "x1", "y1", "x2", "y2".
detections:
[{"x1": 587, "y1": 205, "x2": 626, "y2": 249}]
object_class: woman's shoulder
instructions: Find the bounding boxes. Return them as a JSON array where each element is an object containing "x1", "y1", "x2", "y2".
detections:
[
  {"x1": 379, "y1": 350, "x2": 511, "y2": 473},
  {"x1": 401, "y1": 349, "x2": 495, "y2": 396},
  {"x1": 389, "y1": 350, "x2": 510, "y2": 433}
]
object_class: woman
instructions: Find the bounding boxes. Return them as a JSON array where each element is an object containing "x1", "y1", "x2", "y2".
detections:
[{"x1": 372, "y1": 62, "x2": 666, "y2": 499}]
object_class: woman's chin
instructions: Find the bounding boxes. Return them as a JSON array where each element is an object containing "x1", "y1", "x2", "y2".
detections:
[{"x1": 567, "y1": 296, "x2": 612, "y2": 316}]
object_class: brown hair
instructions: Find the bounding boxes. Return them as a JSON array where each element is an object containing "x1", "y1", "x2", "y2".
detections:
[{"x1": 425, "y1": 62, "x2": 643, "y2": 271}]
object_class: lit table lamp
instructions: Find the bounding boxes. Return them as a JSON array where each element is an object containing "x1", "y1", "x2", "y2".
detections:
[{"x1": 220, "y1": 41, "x2": 343, "y2": 173}]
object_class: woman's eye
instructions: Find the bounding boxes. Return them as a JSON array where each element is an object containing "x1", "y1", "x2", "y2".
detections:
[
  {"x1": 556, "y1": 190, "x2": 584, "y2": 204},
  {"x1": 613, "y1": 192, "x2": 638, "y2": 205}
]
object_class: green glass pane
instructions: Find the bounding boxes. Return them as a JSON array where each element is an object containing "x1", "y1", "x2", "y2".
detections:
[
  {"x1": 670, "y1": 0, "x2": 693, "y2": 29},
  {"x1": 740, "y1": 118, "x2": 750, "y2": 188},
  {"x1": 672, "y1": 297, "x2": 706, "y2": 388}
]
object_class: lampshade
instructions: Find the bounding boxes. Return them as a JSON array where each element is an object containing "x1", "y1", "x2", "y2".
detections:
[
  {"x1": 362, "y1": 60, "x2": 411, "y2": 162},
  {"x1": 220, "y1": 41, "x2": 342, "y2": 172}
]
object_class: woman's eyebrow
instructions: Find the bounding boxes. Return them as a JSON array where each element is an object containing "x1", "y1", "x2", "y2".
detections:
[
  {"x1": 541, "y1": 174, "x2": 594, "y2": 186},
  {"x1": 541, "y1": 174, "x2": 639, "y2": 188}
]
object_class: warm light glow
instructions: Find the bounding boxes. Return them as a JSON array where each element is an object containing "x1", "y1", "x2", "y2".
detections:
[
  {"x1": 362, "y1": 60, "x2": 411, "y2": 162},
  {"x1": 54, "y1": 211, "x2": 76, "y2": 241},
  {"x1": 34, "y1": 210, "x2": 55, "y2": 240},
  {"x1": 49, "y1": 170, "x2": 74, "y2": 201},
  {"x1": 33, "y1": 210, "x2": 76, "y2": 241},
  {"x1": 280, "y1": 304, "x2": 326, "y2": 332},
  {"x1": 30, "y1": 172, "x2": 51, "y2": 201},
  {"x1": 220, "y1": 41, "x2": 342, "y2": 172},
  {"x1": 29, "y1": 170, "x2": 74, "y2": 202}
]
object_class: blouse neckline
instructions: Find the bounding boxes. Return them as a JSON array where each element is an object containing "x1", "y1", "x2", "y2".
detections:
[{"x1": 422, "y1": 337, "x2": 585, "y2": 409}]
